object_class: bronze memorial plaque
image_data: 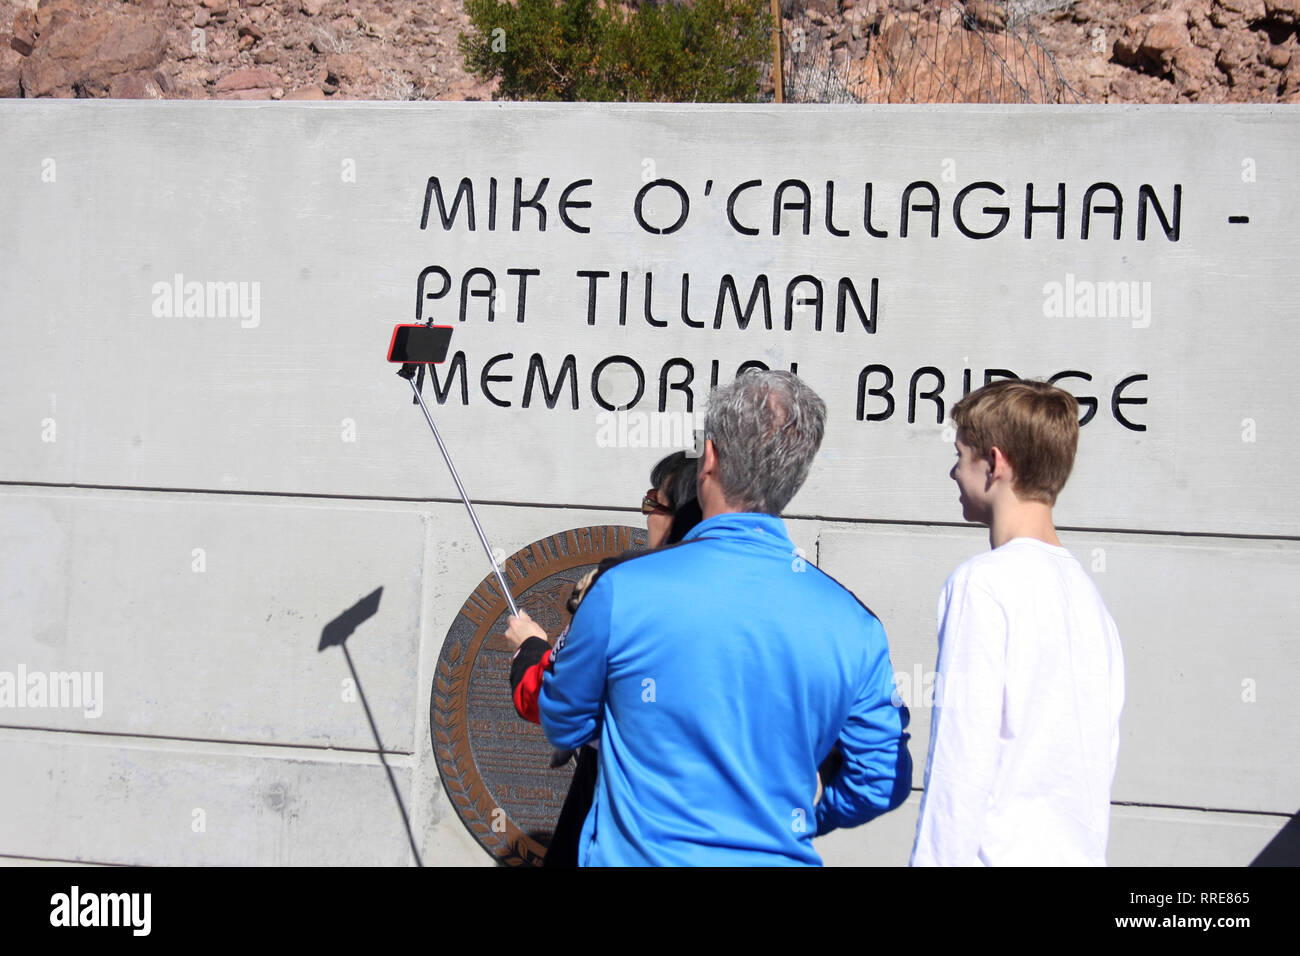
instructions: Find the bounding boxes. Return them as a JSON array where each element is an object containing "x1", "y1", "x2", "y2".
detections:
[{"x1": 432, "y1": 524, "x2": 647, "y2": 865}]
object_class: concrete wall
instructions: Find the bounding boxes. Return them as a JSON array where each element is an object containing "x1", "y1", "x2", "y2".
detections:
[{"x1": 1, "y1": 101, "x2": 1295, "y2": 865}]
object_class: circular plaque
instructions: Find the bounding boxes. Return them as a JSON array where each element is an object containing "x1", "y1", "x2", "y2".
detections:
[{"x1": 431, "y1": 524, "x2": 647, "y2": 866}]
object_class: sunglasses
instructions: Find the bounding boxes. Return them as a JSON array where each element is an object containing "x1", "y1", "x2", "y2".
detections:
[{"x1": 641, "y1": 488, "x2": 674, "y2": 517}]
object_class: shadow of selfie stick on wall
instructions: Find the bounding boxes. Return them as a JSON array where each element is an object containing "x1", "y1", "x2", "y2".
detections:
[{"x1": 319, "y1": 586, "x2": 424, "y2": 867}]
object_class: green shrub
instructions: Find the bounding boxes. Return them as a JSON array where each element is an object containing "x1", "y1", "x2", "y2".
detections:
[{"x1": 459, "y1": 0, "x2": 773, "y2": 102}]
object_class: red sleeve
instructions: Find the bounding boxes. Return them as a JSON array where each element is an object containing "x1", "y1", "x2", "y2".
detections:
[{"x1": 511, "y1": 646, "x2": 553, "y2": 724}]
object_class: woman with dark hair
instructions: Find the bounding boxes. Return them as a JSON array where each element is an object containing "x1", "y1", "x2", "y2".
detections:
[
  {"x1": 645, "y1": 449, "x2": 704, "y2": 549},
  {"x1": 501, "y1": 450, "x2": 701, "y2": 867}
]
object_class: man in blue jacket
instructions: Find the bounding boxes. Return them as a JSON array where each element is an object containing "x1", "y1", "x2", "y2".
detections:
[{"x1": 535, "y1": 369, "x2": 911, "y2": 865}]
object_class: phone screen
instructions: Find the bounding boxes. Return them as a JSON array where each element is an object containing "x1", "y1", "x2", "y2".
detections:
[{"x1": 388, "y1": 325, "x2": 453, "y2": 364}]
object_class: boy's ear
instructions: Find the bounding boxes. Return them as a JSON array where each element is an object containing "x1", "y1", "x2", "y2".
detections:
[{"x1": 989, "y1": 446, "x2": 1013, "y2": 481}]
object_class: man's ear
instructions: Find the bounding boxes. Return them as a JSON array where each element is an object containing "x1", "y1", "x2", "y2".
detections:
[
  {"x1": 700, "y1": 438, "x2": 718, "y2": 479},
  {"x1": 696, "y1": 439, "x2": 719, "y2": 498}
]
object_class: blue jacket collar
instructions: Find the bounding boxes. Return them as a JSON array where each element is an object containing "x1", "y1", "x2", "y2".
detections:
[{"x1": 682, "y1": 512, "x2": 792, "y2": 546}]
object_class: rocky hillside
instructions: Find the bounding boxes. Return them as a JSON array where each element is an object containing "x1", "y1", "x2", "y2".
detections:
[
  {"x1": 1, "y1": 0, "x2": 1297, "y2": 102},
  {"x1": 1, "y1": 0, "x2": 494, "y2": 100},
  {"x1": 1031, "y1": 0, "x2": 1299, "y2": 101},
  {"x1": 817, "y1": 0, "x2": 1300, "y2": 102}
]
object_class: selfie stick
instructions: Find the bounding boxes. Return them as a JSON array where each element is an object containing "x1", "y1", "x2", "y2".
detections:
[{"x1": 396, "y1": 363, "x2": 521, "y2": 619}]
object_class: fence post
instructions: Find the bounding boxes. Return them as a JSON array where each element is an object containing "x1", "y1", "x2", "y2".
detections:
[{"x1": 771, "y1": 0, "x2": 785, "y2": 102}]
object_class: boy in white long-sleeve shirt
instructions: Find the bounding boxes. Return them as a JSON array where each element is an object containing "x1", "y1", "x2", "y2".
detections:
[{"x1": 910, "y1": 379, "x2": 1125, "y2": 866}]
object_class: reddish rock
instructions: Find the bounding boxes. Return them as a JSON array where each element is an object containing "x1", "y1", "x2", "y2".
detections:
[
  {"x1": 38, "y1": 16, "x2": 112, "y2": 62},
  {"x1": 108, "y1": 70, "x2": 167, "y2": 99},
  {"x1": 20, "y1": 12, "x2": 165, "y2": 97},
  {"x1": 92, "y1": 17, "x2": 170, "y2": 78},
  {"x1": 1109, "y1": 73, "x2": 1140, "y2": 100},
  {"x1": 1114, "y1": 15, "x2": 1194, "y2": 78},
  {"x1": 1282, "y1": 53, "x2": 1300, "y2": 89},
  {"x1": 216, "y1": 87, "x2": 275, "y2": 100},
  {"x1": 284, "y1": 85, "x2": 326, "y2": 99},
  {"x1": 34, "y1": 0, "x2": 81, "y2": 31},
  {"x1": 1215, "y1": 29, "x2": 1258, "y2": 73},
  {"x1": 9, "y1": 33, "x2": 34, "y2": 58},
  {"x1": 964, "y1": 0, "x2": 1008, "y2": 32},
  {"x1": 861, "y1": 12, "x2": 1072, "y2": 102},
  {"x1": 0, "y1": 44, "x2": 23, "y2": 97},
  {"x1": 843, "y1": 53, "x2": 881, "y2": 100},
  {"x1": 325, "y1": 52, "x2": 364, "y2": 84},
  {"x1": 11, "y1": 10, "x2": 37, "y2": 56},
  {"x1": 1070, "y1": 0, "x2": 1100, "y2": 20},
  {"x1": 1146, "y1": 19, "x2": 1191, "y2": 55},
  {"x1": 1220, "y1": 0, "x2": 1267, "y2": 15},
  {"x1": 213, "y1": 66, "x2": 280, "y2": 92},
  {"x1": 1211, "y1": 0, "x2": 1266, "y2": 28},
  {"x1": 1265, "y1": 1, "x2": 1300, "y2": 24},
  {"x1": 1173, "y1": 44, "x2": 1218, "y2": 94}
]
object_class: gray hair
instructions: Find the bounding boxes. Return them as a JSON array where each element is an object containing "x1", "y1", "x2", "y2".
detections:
[{"x1": 703, "y1": 369, "x2": 827, "y2": 514}]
